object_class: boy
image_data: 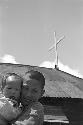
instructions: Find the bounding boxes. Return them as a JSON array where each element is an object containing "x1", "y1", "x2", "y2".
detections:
[
  {"x1": 0, "y1": 73, "x2": 23, "y2": 125},
  {"x1": 14, "y1": 70, "x2": 45, "y2": 125}
]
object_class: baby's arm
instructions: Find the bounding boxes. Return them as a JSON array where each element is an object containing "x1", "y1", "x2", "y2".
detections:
[{"x1": 12, "y1": 102, "x2": 44, "y2": 125}]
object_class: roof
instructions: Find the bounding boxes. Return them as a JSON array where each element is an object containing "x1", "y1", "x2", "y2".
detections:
[{"x1": 0, "y1": 63, "x2": 83, "y2": 98}]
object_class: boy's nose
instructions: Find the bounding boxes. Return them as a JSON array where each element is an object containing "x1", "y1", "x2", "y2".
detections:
[{"x1": 26, "y1": 91, "x2": 32, "y2": 98}]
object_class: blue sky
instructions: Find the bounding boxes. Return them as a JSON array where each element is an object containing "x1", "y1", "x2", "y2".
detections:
[{"x1": 0, "y1": 0, "x2": 83, "y2": 78}]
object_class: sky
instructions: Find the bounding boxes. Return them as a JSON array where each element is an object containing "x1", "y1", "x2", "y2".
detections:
[{"x1": 0, "y1": 0, "x2": 83, "y2": 78}]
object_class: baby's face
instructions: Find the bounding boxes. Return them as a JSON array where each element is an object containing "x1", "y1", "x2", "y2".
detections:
[{"x1": 3, "y1": 76, "x2": 22, "y2": 101}]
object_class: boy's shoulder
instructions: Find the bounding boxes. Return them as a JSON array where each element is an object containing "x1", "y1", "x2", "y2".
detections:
[
  {"x1": 30, "y1": 101, "x2": 44, "y2": 116},
  {"x1": 31, "y1": 101, "x2": 44, "y2": 111},
  {"x1": 30, "y1": 101, "x2": 44, "y2": 119}
]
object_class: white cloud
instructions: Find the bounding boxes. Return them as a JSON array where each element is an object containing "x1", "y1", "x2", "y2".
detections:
[
  {"x1": 39, "y1": 60, "x2": 83, "y2": 78},
  {"x1": 0, "y1": 55, "x2": 82, "y2": 78},
  {"x1": 0, "y1": 54, "x2": 18, "y2": 64}
]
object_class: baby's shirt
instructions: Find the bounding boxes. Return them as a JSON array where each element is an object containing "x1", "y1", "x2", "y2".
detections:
[
  {"x1": 0, "y1": 96, "x2": 22, "y2": 121},
  {"x1": 15, "y1": 101, "x2": 44, "y2": 125}
]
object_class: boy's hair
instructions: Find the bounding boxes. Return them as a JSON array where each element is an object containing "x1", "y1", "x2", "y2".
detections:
[
  {"x1": 1, "y1": 72, "x2": 23, "y2": 91},
  {"x1": 25, "y1": 70, "x2": 45, "y2": 89}
]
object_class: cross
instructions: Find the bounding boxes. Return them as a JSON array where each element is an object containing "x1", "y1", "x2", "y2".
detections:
[{"x1": 49, "y1": 31, "x2": 65, "y2": 69}]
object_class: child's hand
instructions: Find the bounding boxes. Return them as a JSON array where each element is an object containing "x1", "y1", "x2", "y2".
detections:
[{"x1": 8, "y1": 99, "x2": 18, "y2": 107}]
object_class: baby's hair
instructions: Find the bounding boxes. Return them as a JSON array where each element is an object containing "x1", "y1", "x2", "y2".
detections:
[
  {"x1": 25, "y1": 70, "x2": 45, "y2": 89},
  {"x1": 1, "y1": 72, "x2": 23, "y2": 91}
]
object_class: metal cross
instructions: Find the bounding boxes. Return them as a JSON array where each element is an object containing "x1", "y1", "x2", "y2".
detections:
[{"x1": 49, "y1": 31, "x2": 65, "y2": 68}]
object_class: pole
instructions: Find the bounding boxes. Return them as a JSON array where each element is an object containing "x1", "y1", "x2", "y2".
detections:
[{"x1": 49, "y1": 31, "x2": 65, "y2": 69}]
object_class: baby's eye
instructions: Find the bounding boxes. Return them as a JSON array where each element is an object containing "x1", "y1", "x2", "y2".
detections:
[
  {"x1": 15, "y1": 89, "x2": 19, "y2": 91},
  {"x1": 7, "y1": 87, "x2": 12, "y2": 89}
]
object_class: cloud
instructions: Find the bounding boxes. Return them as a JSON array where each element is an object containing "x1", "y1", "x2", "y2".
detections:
[
  {"x1": 39, "y1": 60, "x2": 83, "y2": 78},
  {"x1": 0, "y1": 55, "x2": 82, "y2": 78},
  {"x1": 0, "y1": 54, "x2": 18, "y2": 64}
]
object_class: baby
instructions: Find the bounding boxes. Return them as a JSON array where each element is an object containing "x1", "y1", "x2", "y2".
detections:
[{"x1": 0, "y1": 73, "x2": 23, "y2": 125}]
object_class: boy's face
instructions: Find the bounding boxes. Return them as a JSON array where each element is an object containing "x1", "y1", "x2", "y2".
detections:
[
  {"x1": 21, "y1": 75, "x2": 44, "y2": 106},
  {"x1": 3, "y1": 76, "x2": 21, "y2": 101}
]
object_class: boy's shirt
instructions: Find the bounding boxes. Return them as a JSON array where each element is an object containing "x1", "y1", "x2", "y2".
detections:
[
  {"x1": 0, "y1": 95, "x2": 22, "y2": 121},
  {"x1": 14, "y1": 101, "x2": 44, "y2": 125}
]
